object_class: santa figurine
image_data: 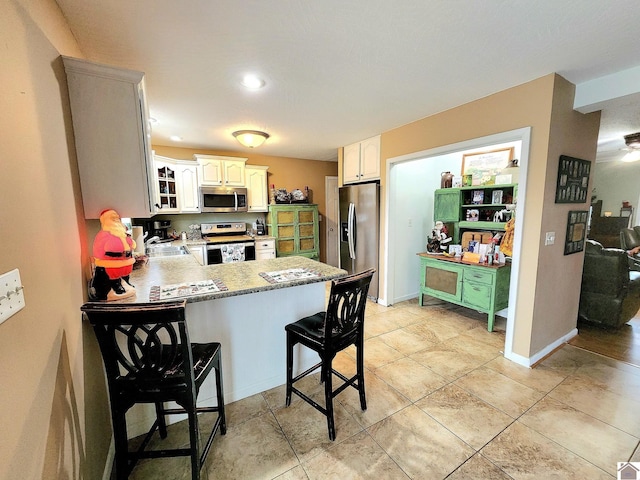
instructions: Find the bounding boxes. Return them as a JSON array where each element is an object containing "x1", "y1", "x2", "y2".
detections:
[{"x1": 89, "y1": 209, "x2": 136, "y2": 301}]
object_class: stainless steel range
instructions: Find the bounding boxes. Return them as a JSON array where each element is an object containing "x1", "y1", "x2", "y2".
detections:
[{"x1": 201, "y1": 222, "x2": 255, "y2": 264}]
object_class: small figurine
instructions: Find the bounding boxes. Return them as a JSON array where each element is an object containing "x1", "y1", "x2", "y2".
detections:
[
  {"x1": 88, "y1": 209, "x2": 136, "y2": 301},
  {"x1": 427, "y1": 221, "x2": 452, "y2": 253}
]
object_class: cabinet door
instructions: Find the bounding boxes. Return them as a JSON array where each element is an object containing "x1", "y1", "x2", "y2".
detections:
[
  {"x1": 177, "y1": 164, "x2": 199, "y2": 213},
  {"x1": 343, "y1": 142, "x2": 361, "y2": 184},
  {"x1": 199, "y1": 159, "x2": 223, "y2": 185},
  {"x1": 246, "y1": 166, "x2": 269, "y2": 212},
  {"x1": 188, "y1": 244, "x2": 205, "y2": 266},
  {"x1": 223, "y1": 160, "x2": 246, "y2": 186},
  {"x1": 155, "y1": 161, "x2": 179, "y2": 212},
  {"x1": 297, "y1": 207, "x2": 319, "y2": 255},
  {"x1": 62, "y1": 56, "x2": 154, "y2": 219},
  {"x1": 359, "y1": 135, "x2": 381, "y2": 181},
  {"x1": 434, "y1": 189, "x2": 460, "y2": 222},
  {"x1": 422, "y1": 259, "x2": 463, "y2": 303}
]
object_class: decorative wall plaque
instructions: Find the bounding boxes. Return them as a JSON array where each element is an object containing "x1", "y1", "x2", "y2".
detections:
[
  {"x1": 564, "y1": 210, "x2": 588, "y2": 255},
  {"x1": 555, "y1": 155, "x2": 591, "y2": 204}
]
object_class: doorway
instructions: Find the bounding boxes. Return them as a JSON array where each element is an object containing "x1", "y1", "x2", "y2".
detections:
[{"x1": 383, "y1": 127, "x2": 531, "y2": 363}]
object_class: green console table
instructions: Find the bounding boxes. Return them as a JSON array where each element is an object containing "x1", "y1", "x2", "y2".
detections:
[{"x1": 417, "y1": 253, "x2": 511, "y2": 332}]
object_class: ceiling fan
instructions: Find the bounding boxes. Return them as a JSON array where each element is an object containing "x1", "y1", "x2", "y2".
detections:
[
  {"x1": 597, "y1": 132, "x2": 640, "y2": 163},
  {"x1": 622, "y1": 132, "x2": 640, "y2": 162}
]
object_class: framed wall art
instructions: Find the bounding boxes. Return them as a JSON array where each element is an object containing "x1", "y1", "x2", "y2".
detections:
[
  {"x1": 555, "y1": 155, "x2": 591, "y2": 204},
  {"x1": 564, "y1": 210, "x2": 588, "y2": 255},
  {"x1": 462, "y1": 147, "x2": 514, "y2": 185}
]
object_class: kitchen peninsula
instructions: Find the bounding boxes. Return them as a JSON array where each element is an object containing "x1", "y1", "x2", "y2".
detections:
[{"x1": 104, "y1": 254, "x2": 346, "y2": 437}]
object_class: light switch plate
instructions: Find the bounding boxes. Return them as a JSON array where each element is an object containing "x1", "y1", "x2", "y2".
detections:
[
  {"x1": 545, "y1": 232, "x2": 555, "y2": 246},
  {"x1": 0, "y1": 269, "x2": 25, "y2": 324}
]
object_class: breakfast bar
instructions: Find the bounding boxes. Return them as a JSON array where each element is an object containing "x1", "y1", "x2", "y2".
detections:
[{"x1": 118, "y1": 254, "x2": 346, "y2": 436}]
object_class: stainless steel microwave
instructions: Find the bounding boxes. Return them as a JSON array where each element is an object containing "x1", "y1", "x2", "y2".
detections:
[{"x1": 200, "y1": 186, "x2": 248, "y2": 213}]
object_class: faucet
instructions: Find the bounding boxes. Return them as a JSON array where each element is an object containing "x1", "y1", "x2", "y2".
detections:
[{"x1": 145, "y1": 236, "x2": 161, "y2": 247}]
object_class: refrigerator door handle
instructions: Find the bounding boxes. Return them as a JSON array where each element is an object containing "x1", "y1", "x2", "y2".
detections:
[{"x1": 348, "y1": 202, "x2": 356, "y2": 259}]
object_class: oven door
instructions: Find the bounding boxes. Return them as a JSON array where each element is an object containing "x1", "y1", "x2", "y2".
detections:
[
  {"x1": 200, "y1": 186, "x2": 248, "y2": 213},
  {"x1": 207, "y1": 242, "x2": 255, "y2": 264}
]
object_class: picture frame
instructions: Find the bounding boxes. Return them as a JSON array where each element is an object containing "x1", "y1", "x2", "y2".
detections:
[
  {"x1": 491, "y1": 190, "x2": 503, "y2": 204},
  {"x1": 466, "y1": 209, "x2": 479, "y2": 221},
  {"x1": 462, "y1": 147, "x2": 514, "y2": 185},
  {"x1": 564, "y1": 210, "x2": 588, "y2": 255},
  {"x1": 472, "y1": 190, "x2": 484, "y2": 204},
  {"x1": 555, "y1": 155, "x2": 591, "y2": 204}
]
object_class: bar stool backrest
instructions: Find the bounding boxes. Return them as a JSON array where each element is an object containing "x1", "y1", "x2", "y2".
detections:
[
  {"x1": 81, "y1": 300, "x2": 195, "y2": 402},
  {"x1": 324, "y1": 269, "x2": 375, "y2": 346}
]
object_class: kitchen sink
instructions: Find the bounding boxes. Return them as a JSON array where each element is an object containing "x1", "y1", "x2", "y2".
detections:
[{"x1": 146, "y1": 245, "x2": 189, "y2": 257}]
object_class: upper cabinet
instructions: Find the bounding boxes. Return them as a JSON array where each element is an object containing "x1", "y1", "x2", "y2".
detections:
[
  {"x1": 246, "y1": 165, "x2": 269, "y2": 212},
  {"x1": 194, "y1": 154, "x2": 247, "y2": 186},
  {"x1": 343, "y1": 135, "x2": 381, "y2": 184},
  {"x1": 154, "y1": 159, "x2": 179, "y2": 212},
  {"x1": 175, "y1": 161, "x2": 200, "y2": 213},
  {"x1": 153, "y1": 155, "x2": 200, "y2": 214},
  {"x1": 62, "y1": 56, "x2": 155, "y2": 219}
]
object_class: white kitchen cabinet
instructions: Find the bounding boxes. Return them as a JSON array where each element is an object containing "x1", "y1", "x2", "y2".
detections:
[
  {"x1": 343, "y1": 135, "x2": 381, "y2": 184},
  {"x1": 255, "y1": 238, "x2": 276, "y2": 260},
  {"x1": 154, "y1": 159, "x2": 179, "y2": 212},
  {"x1": 246, "y1": 165, "x2": 269, "y2": 212},
  {"x1": 153, "y1": 155, "x2": 200, "y2": 213},
  {"x1": 187, "y1": 244, "x2": 206, "y2": 265},
  {"x1": 62, "y1": 56, "x2": 155, "y2": 219},
  {"x1": 175, "y1": 161, "x2": 200, "y2": 213},
  {"x1": 194, "y1": 154, "x2": 247, "y2": 186}
]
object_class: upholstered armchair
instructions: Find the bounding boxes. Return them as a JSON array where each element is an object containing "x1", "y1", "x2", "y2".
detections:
[
  {"x1": 620, "y1": 226, "x2": 640, "y2": 271},
  {"x1": 579, "y1": 239, "x2": 640, "y2": 328}
]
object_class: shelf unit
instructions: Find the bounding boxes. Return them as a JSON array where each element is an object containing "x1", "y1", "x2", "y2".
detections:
[{"x1": 434, "y1": 184, "x2": 517, "y2": 243}]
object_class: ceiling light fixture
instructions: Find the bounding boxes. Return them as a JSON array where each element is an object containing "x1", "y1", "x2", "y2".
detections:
[
  {"x1": 232, "y1": 130, "x2": 270, "y2": 148},
  {"x1": 241, "y1": 74, "x2": 265, "y2": 89},
  {"x1": 622, "y1": 150, "x2": 640, "y2": 162}
]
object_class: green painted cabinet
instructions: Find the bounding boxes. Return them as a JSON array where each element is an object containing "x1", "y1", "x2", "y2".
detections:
[
  {"x1": 434, "y1": 189, "x2": 460, "y2": 222},
  {"x1": 267, "y1": 204, "x2": 319, "y2": 260},
  {"x1": 418, "y1": 253, "x2": 511, "y2": 332}
]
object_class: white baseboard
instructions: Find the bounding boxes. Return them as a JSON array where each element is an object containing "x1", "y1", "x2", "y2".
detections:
[{"x1": 504, "y1": 328, "x2": 578, "y2": 367}]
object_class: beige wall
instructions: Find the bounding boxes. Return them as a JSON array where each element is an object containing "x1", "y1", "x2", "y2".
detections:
[
  {"x1": 152, "y1": 145, "x2": 338, "y2": 262},
  {"x1": 0, "y1": 1, "x2": 111, "y2": 479},
  {"x1": 2, "y1": 2, "x2": 601, "y2": 477},
  {"x1": 358, "y1": 74, "x2": 599, "y2": 359}
]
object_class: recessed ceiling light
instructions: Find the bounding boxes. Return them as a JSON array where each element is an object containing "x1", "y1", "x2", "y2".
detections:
[
  {"x1": 241, "y1": 74, "x2": 265, "y2": 89},
  {"x1": 170, "y1": 135, "x2": 183, "y2": 142}
]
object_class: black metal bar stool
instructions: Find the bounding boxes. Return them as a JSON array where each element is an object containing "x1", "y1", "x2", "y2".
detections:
[
  {"x1": 285, "y1": 269, "x2": 375, "y2": 440},
  {"x1": 81, "y1": 300, "x2": 226, "y2": 479}
]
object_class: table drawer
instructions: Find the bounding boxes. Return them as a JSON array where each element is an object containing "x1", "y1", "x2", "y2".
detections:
[
  {"x1": 463, "y1": 268, "x2": 494, "y2": 286},
  {"x1": 462, "y1": 281, "x2": 492, "y2": 310}
]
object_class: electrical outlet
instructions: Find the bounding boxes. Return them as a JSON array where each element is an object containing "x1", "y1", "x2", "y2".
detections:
[
  {"x1": 545, "y1": 232, "x2": 555, "y2": 246},
  {"x1": 0, "y1": 269, "x2": 25, "y2": 324}
]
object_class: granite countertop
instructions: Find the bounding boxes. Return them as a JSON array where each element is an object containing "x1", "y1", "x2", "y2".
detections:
[{"x1": 118, "y1": 255, "x2": 346, "y2": 304}]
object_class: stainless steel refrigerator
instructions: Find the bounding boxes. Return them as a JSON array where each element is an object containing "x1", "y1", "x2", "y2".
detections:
[{"x1": 339, "y1": 183, "x2": 380, "y2": 300}]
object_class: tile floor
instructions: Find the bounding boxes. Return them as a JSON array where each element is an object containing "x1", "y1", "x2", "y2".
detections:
[{"x1": 127, "y1": 296, "x2": 640, "y2": 479}]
